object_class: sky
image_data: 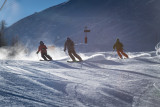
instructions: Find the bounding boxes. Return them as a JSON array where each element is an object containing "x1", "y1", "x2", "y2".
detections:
[{"x1": 0, "y1": 0, "x2": 67, "y2": 26}]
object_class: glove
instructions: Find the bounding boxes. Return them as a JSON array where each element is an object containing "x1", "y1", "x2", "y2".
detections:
[
  {"x1": 64, "y1": 49, "x2": 66, "y2": 52},
  {"x1": 36, "y1": 52, "x2": 39, "y2": 54}
]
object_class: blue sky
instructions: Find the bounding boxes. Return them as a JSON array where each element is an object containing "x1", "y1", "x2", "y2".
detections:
[{"x1": 0, "y1": 0, "x2": 67, "y2": 26}]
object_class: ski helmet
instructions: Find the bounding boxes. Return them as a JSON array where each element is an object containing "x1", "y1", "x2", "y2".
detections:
[
  {"x1": 67, "y1": 37, "x2": 71, "y2": 40},
  {"x1": 40, "y1": 41, "x2": 44, "y2": 45},
  {"x1": 117, "y1": 38, "x2": 119, "y2": 42}
]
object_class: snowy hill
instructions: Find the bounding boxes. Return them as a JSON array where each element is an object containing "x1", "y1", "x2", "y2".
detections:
[
  {"x1": 5, "y1": 0, "x2": 160, "y2": 52},
  {"x1": 0, "y1": 51, "x2": 160, "y2": 106},
  {"x1": 2, "y1": 1, "x2": 160, "y2": 106}
]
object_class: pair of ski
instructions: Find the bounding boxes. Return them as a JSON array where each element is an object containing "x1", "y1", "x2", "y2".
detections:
[
  {"x1": 40, "y1": 60, "x2": 83, "y2": 63},
  {"x1": 40, "y1": 60, "x2": 53, "y2": 61}
]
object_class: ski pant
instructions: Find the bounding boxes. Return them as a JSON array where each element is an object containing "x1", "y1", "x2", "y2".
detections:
[
  {"x1": 117, "y1": 50, "x2": 128, "y2": 59},
  {"x1": 41, "y1": 52, "x2": 52, "y2": 60},
  {"x1": 68, "y1": 50, "x2": 82, "y2": 61}
]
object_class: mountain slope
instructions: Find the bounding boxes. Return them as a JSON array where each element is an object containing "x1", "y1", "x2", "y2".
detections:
[
  {"x1": 5, "y1": 0, "x2": 160, "y2": 52},
  {"x1": 0, "y1": 51, "x2": 160, "y2": 106}
]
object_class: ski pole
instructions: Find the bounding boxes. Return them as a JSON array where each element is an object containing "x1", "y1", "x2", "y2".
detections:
[
  {"x1": 112, "y1": 50, "x2": 115, "y2": 58},
  {"x1": 37, "y1": 54, "x2": 40, "y2": 60},
  {"x1": 113, "y1": 49, "x2": 115, "y2": 53},
  {"x1": 123, "y1": 48, "x2": 129, "y2": 54},
  {"x1": 64, "y1": 50, "x2": 68, "y2": 56},
  {"x1": 123, "y1": 49, "x2": 127, "y2": 52},
  {"x1": 65, "y1": 51, "x2": 67, "y2": 55}
]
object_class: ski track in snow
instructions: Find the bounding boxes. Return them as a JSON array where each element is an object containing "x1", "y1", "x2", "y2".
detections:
[{"x1": 0, "y1": 51, "x2": 160, "y2": 107}]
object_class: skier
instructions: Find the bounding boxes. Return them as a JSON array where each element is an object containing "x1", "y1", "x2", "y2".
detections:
[
  {"x1": 64, "y1": 37, "x2": 82, "y2": 62},
  {"x1": 113, "y1": 38, "x2": 129, "y2": 59},
  {"x1": 36, "y1": 41, "x2": 52, "y2": 61}
]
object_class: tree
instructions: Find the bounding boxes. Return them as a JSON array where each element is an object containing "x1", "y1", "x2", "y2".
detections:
[{"x1": 0, "y1": 20, "x2": 7, "y2": 47}]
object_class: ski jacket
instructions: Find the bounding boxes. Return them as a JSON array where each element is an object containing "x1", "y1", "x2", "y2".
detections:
[
  {"x1": 113, "y1": 41, "x2": 123, "y2": 51},
  {"x1": 64, "y1": 39, "x2": 75, "y2": 51},
  {"x1": 37, "y1": 44, "x2": 47, "y2": 54}
]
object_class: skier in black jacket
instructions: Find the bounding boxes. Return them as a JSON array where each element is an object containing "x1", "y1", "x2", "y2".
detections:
[{"x1": 64, "y1": 37, "x2": 82, "y2": 62}]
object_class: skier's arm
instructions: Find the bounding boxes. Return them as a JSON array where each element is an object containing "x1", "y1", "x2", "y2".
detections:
[
  {"x1": 36, "y1": 46, "x2": 40, "y2": 54},
  {"x1": 72, "y1": 41, "x2": 74, "y2": 47},
  {"x1": 44, "y1": 45, "x2": 47, "y2": 49},
  {"x1": 120, "y1": 43, "x2": 123, "y2": 49}
]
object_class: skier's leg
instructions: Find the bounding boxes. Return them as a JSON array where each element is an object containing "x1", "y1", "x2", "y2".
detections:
[
  {"x1": 46, "y1": 54, "x2": 52, "y2": 60},
  {"x1": 72, "y1": 50, "x2": 82, "y2": 61},
  {"x1": 68, "y1": 50, "x2": 76, "y2": 61},
  {"x1": 117, "y1": 50, "x2": 122, "y2": 59},
  {"x1": 41, "y1": 53, "x2": 47, "y2": 60},
  {"x1": 121, "y1": 50, "x2": 129, "y2": 58}
]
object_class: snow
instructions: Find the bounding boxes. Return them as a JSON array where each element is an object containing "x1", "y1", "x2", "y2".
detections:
[
  {"x1": 0, "y1": 50, "x2": 160, "y2": 107},
  {"x1": 155, "y1": 42, "x2": 160, "y2": 56},
  {"x1": 2, "y1": 0, "x2": 160, "y2": 106}
]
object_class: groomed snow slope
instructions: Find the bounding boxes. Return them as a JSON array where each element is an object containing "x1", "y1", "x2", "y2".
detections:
[{"x1": 0, "y1": 51, "x2": 160, "y2": 107}]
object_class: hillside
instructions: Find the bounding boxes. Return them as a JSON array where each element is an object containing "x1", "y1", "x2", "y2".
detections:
[
  {"x1": 0, "y1": 51, "x2": 160, "y2": 107},
  {"x1": 5, "y1": 0, "x2": 160, "y2": 52}
]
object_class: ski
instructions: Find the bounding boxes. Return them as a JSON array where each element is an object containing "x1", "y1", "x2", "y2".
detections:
[
  {"x1": 67, "y1": 60, "x2": 83, "y2": 63},
  {"x1": 118, "y1": 57, "x2": 129, "y2": 59},
  {"x1": 40, "y1": 60, "x2": 53, "y2": 61}
]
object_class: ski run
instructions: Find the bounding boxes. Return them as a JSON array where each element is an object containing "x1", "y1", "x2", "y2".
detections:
[{"x1": 0, "y1": 51, "x2": 159, "y2": 107}]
